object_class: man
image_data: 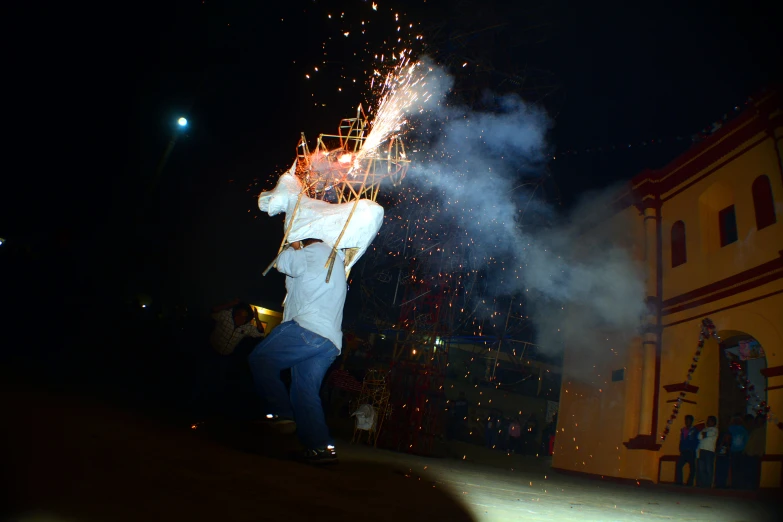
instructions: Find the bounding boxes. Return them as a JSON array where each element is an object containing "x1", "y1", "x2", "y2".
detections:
[
  {"x1": 210, "y1": 300, "x2": 265, "y2": 356},
  {"x1": 498, "y1": 417, "x2": 510, "y2": 451},
  {"x1": 196, "y1": 300, "x2": 264, "y2": 418},
  {"x1": 697, "y1": 416, "x2": 718, "y2": 488},
  {"x1": 524, "y1": 413, "x2": 538, "y2": 455},
  {"x1": 675, "y1": 415, "x2": 700, "y2": 486},
  {"x1": 249, "y1": 238, "x2": 346, "y2": 465},
  {"x1": 714, "y1": 432, "x2": 732, "y2": 488},
  {"x1": 485, "y1": 417, "x2": 497, "y2": 449},
  {"x1": 541, "y1": 414, "x2": 557, "y2": 456},
  {"x1": 508, "y1": 417, "x2": 521, "y2": 454}
]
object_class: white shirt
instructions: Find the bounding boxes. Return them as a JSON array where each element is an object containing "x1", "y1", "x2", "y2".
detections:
[
  {"x1": 276, "y1": 241, "x2": 346, "y2": 352},
  {"x1": 698, "y1": 426, "x2": 718, "y2": 454},
  {"x1": 209, "y1": 310, "x2": 264, "y2": 355}
]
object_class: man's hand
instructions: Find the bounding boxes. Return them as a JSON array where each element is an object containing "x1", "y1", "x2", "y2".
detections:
[
  {"x1": 252, "y1": 307, "x2": 265, "y2": 333},
  {"x1": 290, "y1": 240, "x2": 303, "y2": 250}
]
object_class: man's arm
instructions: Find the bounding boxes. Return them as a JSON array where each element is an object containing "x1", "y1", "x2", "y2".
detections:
[
  {"x1": 249, "y1": 307, "x2": 265, "y2": 337},
  {"x1": 275, "y1": 246, "x2": 307, "y2": 277}
]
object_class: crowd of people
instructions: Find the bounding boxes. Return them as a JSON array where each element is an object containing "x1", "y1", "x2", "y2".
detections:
[
  {"x1": 445, "y1": 392, "x2": 557, "y2": 455},
  {"x1": 676, "y1": 413, "x2": 767, "y2": 489},
  {"x1": 484, "y1": 414, "x2": 537, "y2": 453}
]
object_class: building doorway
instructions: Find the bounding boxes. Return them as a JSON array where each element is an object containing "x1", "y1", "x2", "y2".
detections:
[{"x1": 719, "y1": 333, "x2": 768, "y2": 432}]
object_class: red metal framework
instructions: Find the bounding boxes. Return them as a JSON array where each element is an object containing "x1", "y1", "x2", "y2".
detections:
[{"x1": 377, "y1": 274, "x2": 454, "y2": 455}]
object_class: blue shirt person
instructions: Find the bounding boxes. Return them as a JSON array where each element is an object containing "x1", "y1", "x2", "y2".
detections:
[{"x1": 675, "y1": 415, "x2": 700, "y2": 486}]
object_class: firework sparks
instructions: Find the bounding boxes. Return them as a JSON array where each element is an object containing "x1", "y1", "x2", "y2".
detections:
[
  {"x1": 357, "y1": 53, "x2": 431, "y2": 161},
  {"x1": 247, "y1": 1, "x2": 572, "y2": 367}
]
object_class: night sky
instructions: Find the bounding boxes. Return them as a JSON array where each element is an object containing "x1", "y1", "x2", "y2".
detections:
[{"x1": 3, "y1": 0, "x2": 779, "y2": 318}]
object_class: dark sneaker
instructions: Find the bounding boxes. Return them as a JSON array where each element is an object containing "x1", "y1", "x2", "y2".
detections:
[
  {"x1": 301, "y1": 445, "x2": 338, "y2": 465},
  {"x1": 254, "y1": 414, "x2": 297, "y2": 434}
]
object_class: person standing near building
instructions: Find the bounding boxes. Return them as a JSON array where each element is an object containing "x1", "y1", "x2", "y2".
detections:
[
  {"x1": 485, "y1": 417, "x2": 496, "y2": 449},
  {"x1": 499, "y1": 417, "x2": 511, "y2": 451},
  {"x1": 728, "y1": 415, "x2": 749, "y2": 488},
  {"x1": 508, "y1": 417, "x2": 521, "y2": 454},
  {"x1": 714, "y1": 432, "x2": 732, "y2": 488},
  {"x1": 524, "y1": 413, "x2": 538, "y2": 455},
  {"x1": 675, "y1": 415, "x2": 700, "y2": 486},
  {"x1": 541, "y1": 414, "x2": 558, "y2": 456},
  {"x1": 249, "y1": 239, "x2": 346, "y2": 465},
  {"x1": 697, "y1": 416, "x2": 718, "y2": 488}
]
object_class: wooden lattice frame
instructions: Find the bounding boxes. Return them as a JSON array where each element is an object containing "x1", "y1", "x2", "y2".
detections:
[
  {"x1": 350, "y1": 369, "x2": 392, "y2": 447},
  {"x1": 271, "y1": 105, "x2": 411, "y2": 282},
  {"x1": 295, "y1": 104, "x2": 410, "y2": 204}
]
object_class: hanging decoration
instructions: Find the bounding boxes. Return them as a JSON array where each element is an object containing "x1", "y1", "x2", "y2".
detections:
[
  {"x1": 737, "y1": 339, "x2": 765, "y2": 361},
  {"x1": 661, "y1": 318, "x2": 783, "y2": 442},
  {"x1": 725, "y1": 352, "x2": 783, "y2": 431},
  {"x1": 660, "y1": 318, "x2": 717, "y2": 442}
]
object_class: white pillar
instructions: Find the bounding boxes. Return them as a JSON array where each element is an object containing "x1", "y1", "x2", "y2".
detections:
[{"x1": 637, "y1": 205, "x2": 660, "y2": 437}]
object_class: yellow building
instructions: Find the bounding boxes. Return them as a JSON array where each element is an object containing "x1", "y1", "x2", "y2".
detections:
[
  {"x1": 250, "y1": 305, "x2": 283, "y2": 334},
  {"x1": 553, "y1": 88, "x2": 783, "y2": 488}
]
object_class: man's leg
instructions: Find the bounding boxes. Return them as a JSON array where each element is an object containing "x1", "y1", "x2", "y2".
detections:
[
  {"x1": 685, "y1": 451, "x2": 696, "y2": 486},
  {"x1": 730, "y1": 452, "x2": 742, "y2": 488},
  {"x1": 715, "y1": 456, "x2": 729, "y2": 488},
  {"x1": 703, "y1": 451, "x2": 715, "y2": 488},
  {"x1": 696, "y1": 455, "x2": 703, "y2": 487},
  {"x1": 290, "y1": 335, "x2": 339, "y2": 450},
  {"x1": 248, "y1": 321, "x2": 323, "y2": 421},
  {"x1": 675, "y1": 454, "x2": 685, "y2": 485}
]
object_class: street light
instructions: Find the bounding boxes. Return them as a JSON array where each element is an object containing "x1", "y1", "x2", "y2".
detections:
[
  {"x1": 0, "y1": 237, "x2": 5, "y2": 246},
  {"x1": 154, "y1": 116, "x2": 190, "y2": 180}
]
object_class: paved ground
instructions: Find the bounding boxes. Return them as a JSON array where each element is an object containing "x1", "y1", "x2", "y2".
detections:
[
  {"x1": 342, "y1": 444, "x2": 779, "y2": 521},
  {"x1": 2, "y1": 384, "x2": 778, "y2": 522}
]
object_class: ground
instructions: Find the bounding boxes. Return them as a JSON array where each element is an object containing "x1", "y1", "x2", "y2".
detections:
[
  {"x1": 345, "y1": 444, "x2": 779, "y2": 521},
  {"x1": 2, "y1": 384, "x2": 779, "y2": 522}
]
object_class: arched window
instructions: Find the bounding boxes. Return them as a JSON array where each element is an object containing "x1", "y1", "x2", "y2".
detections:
[
  {"x1": 752, "y1": 175, "x2": 777, "y2": 230},
  {"x1": 719, "y1": 205, "x2": 738, "y2": 246},
  {"x1": 671, "y1": 220, "x2": 687, "y2": 267}
]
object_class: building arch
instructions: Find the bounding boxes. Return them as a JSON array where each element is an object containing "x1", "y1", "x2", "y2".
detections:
[
  {"x1": 718, "y1": 331, "x2": 768, "y2": 428},
  {"x1": 713, "y1": 308, "x2": 783, "y2": 364},
  {"x1": 713, "y1": 308, "x2": 782, "y2": 425},
  {"x1": 752, "y1": 174, "x2": 777, "y2": 231}
]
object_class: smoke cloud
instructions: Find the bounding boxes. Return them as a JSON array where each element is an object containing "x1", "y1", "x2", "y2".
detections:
[{"x1": 391, "y1": 59, "x2": 647, "y2": 369}]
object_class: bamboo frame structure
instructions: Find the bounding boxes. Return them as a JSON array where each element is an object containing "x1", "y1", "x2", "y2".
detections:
[
  {"x1": 350, "y1": 369, "x2": 391, "y2": 447},
  {"x1": 271, "y1": 105, "x2": 411, "y2": 281}
]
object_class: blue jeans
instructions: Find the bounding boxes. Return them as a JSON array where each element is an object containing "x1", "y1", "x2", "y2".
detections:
[
  {"x1": 675, "y1": 450, "x2": 696, "y2": 485},
  {"x1": 730, "y1": 452, "x2": 745, "y2": 488},
  {"x1": 248, "y1": 321, "x2": 338, "y2": 449},
  {"x1": 715, "y1": 455, "x2": 730, "y2": 487}
]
